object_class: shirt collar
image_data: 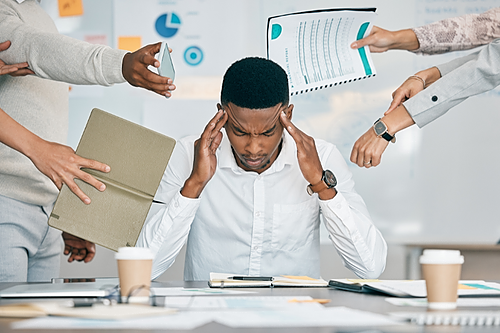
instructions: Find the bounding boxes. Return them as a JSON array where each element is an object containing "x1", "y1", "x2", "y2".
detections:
[{"x1": 218, "y1": 128, "x2": 296, "y2": 175}]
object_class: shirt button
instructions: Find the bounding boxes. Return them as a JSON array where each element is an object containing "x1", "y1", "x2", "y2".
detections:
[
  {"x1": 174, "y1": 201, "x2": 179, "y2": 208},
  {"x1": 253, "y1": 246, "x2": 259, "y2": 250},
  {"x1": 255, "y1": 212, "x2": 261, "y2": 217},
  {"x1": 431, "y1": 95, "x2": 438, "y2": 102},
  {"x1": 336, "y1": 204, "x2": 342, "y2": 209}
]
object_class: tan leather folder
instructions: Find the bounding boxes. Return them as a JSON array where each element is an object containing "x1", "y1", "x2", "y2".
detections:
[{"x1": 48, "y1": 108, "x2": 176, "y2": 251}]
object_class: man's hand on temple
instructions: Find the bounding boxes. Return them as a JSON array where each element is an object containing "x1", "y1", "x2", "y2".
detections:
[
  {"x1": 122, "y1": 42, "x2": 176, "y2": 97},
  {"x1": 280, "y1": 108, "x2": 336, "y2": 200},
  {"x1": 182, "y1": 107, "x2": 228, "y2": 199}
]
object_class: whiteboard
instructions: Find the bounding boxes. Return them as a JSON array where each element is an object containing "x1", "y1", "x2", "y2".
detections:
[{"x1": 41, "y1": 0, "x2": 500, "y2": 245}]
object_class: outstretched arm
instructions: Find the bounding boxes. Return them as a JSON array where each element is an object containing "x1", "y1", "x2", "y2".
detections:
[{"x1": 0, "y1": 108, "x2": 110, "y2": 204}]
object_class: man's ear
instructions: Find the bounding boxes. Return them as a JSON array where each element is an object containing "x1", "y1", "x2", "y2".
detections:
[
  {"x1": 217, "y1": 103, "x2": 227, "y2": 128},
  {"x1": 285, "y1": 104, "x2": 294, "y2": 120}
]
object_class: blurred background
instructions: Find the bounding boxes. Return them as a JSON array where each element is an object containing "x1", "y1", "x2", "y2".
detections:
[{"x1": 41, "y1": 0, "x2": 500, "y2": 281}]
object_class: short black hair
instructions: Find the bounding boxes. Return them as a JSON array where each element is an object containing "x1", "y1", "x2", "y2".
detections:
[{"x1": 221, "y1": 57, "x2": 289, "y2": 109}]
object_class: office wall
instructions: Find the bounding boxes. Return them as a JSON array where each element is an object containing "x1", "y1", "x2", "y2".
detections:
[{"x1": 45, "y1": 0, "x2": 500, "y2": 280}]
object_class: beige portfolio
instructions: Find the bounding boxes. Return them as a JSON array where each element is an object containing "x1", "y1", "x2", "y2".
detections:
[{"x1": 48, "y1": 108, "x2": 176, "y2": 251}]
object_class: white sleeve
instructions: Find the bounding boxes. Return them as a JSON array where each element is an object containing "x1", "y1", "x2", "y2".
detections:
[
  {"x1": 0, "y1": 9, "x2": 127, "y2": 86},
  {"x1": 317, "y1": 142, "x2": 387, "y2": 279},
  {"x1": 136, "y1": 138, "x2": 200, "y2": 280}
]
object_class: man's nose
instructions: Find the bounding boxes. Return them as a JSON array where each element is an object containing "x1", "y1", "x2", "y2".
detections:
[{"x1": 245, "y1": 135, "x2": 261, "y2": 155}]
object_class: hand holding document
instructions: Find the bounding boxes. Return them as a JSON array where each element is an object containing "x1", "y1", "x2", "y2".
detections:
[{"x1": 267, "y1": 8, "x2": 377, "y2": 96}]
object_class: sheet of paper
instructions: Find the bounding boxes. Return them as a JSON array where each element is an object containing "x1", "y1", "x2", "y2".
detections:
[
  {"x1": 151, "y1": 287, "x2": 255, "y2": 296},
  {"x1": 12, "y1": 311, "x2": 214, "y2": 330},
  {"x1": 214, "y1": 306, "x2": 402, "y2": 328},
  {"x1": 267, "y1": 8, "x2": 377, "y2": 95},
  {"x1": 162, "y1": 296, "x2": 321, "y2": 310},
  {"x1": 373, "y1": 280, "x2": 500, "y2": 298},
  {"x1": 13, "y1": 307, "x2": 401, "y2": 329},
  {"x1": 386, "y1": 297, "x2": 500, "y2": 308}
]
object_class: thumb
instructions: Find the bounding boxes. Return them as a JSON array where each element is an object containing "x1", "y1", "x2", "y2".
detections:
[{"x1": 351, "y1": 33, "x2": 377, "y2": 50}]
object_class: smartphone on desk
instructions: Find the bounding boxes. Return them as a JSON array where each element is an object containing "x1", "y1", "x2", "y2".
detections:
[{"x1": 157, "y1": 41, "x2": 175, "y2": 82}]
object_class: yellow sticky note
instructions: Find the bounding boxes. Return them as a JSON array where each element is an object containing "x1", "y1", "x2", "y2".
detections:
[
  {"x1": 281, "y1": 275, "x2": 317, "y2": 281},
  {"x1": 58, "y1": 0, "x2": 83, "y2": 17},
  {"x1": 118, "y1": 36, "x2": 142, "y2": 52}
]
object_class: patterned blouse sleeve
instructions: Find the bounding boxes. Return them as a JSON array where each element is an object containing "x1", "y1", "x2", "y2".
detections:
[{"x1": 411, "y1": 7, "x2": 500, "y2": 55}]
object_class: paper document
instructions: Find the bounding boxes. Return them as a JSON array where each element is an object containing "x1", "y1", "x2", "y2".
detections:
[
  {"x1": 162, "y1": 296, "x2": 322, "y2": 310},
  {"x1": 329, "y1": 279, "x2": 500, "y2": 297},
  {"x1": 209, "y1": 272, "x2": 328, "y2": 288},
  {"x1": 386, "y1": 297, "x2": 500, "y2": 308},
  {"x1": 267, "y1": 8, "x2": 377, "y2": 96}
]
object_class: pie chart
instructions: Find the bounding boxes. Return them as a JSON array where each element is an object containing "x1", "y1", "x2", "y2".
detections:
[{"x1": 155, "y1": 13, "x2": 181, "y2": 38}]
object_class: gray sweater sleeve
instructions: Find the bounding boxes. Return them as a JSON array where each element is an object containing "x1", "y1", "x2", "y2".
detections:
[
  {"x1": 0, "y1": 10, "x2": 127, "y2": 86},
  {"x1": 403, "y1": 38, "x2": 500, "y2": 127},
  {"x1": 411, "y1": 7, "x2": 500, "y2": 55}
]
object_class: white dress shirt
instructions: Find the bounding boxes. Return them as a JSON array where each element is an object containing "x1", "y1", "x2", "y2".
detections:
[{"x1": 137, "y1": 129, "x2": 387, "y2": 281}]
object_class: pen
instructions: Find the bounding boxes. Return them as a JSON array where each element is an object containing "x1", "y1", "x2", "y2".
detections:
[{"x1": 229, "y1": 276, "x2": 274, "y2": 281}]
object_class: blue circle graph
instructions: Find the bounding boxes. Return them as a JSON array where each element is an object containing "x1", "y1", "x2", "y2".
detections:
[
  {"x1": 155, "y1": 13, "x2": 181, "y2": 38},
  {"x1": 184, "y1": 46, "x2": 203, "y2": 66}
]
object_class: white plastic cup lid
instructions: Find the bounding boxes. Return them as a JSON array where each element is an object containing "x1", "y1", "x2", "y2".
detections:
[
  {"x1": 419, "y1": 249, "x2": 464, "y2": 265},
  {"x1": 115, "y1": 247, "x2": 154, "y2": 260}
]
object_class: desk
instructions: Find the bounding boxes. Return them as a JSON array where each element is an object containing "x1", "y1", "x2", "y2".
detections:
[
  {"x1": 405, "y1": 243, "x2": 500, "y2": 280},
  {"x1": 1, "y1": 281, "x2": 498, "y2": 332}
]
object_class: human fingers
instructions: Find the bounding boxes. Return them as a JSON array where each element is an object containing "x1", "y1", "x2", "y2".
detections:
[
  {"x1": 83, "y1": 242, "x2": 96, "y2": 263},
  {"x1": 351, "y1": 129, "x2": 374, "y2": 168},
  {"x1": 350, "y1": 26, "x2": 382, "y2": 50},
  {"x1": 77, "y1": 156, "x2": 110, "y2": 191},
  {"x1": 279, "y1": 110, "x2": 304, "y2": 143},
  {"x1": 64, "y1": 177, "x2": 92, "y2": 204},
  {"x1": 0, "y1": 40, "x2": 11, "y2": 52},
  {"x1": 9, "y1": 68, "x2": 35, "y2": 77},
  {"x1": 200, "y1": 109, "x2": 225, "y2": 146},
  {"x1": 0, "y1": 65, "x2": 20, "y2": 76}
]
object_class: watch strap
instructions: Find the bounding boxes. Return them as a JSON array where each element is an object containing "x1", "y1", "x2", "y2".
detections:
[
  {"x1": 309, "y1": 179, "x2": 328, "y2": 194},
  {"x1": 381, "y1": 131, "x2": 394, "y2": 142}
]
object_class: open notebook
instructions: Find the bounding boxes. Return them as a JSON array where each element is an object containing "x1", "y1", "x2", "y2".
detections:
[
  {"x1": 209, "y1": 273, "x2": 328, "y2": 288},
  {"x1": 48, "y1": 108, "x2": 176, "y2": 251}
]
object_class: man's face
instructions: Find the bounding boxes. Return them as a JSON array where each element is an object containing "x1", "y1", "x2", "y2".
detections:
[{"x1": 223, "y1": 102, "x2": 292, "y2": 174}]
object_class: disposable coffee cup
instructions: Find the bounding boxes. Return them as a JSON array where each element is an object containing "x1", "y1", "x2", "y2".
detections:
[
  {"x1": 115, "y1": 247, "x2": 154, "y2": 303},
  {"x1": 419, "y1": 249, "x2": 464, "y2": 310}
]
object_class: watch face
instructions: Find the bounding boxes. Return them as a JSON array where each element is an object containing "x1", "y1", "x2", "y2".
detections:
[
  {"x1": 323, "y1": 170, "x2": 337, "y2": 188},
  {"x1": 374, "y1": 121, "x2": 387, "y2": 136}
]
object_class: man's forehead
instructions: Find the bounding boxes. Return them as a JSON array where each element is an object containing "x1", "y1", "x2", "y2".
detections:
[{"x1": 225, "y1": 103, "x2": 284, "y2": 129}]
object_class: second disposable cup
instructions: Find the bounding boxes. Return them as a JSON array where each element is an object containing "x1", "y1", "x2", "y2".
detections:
[
  {"x1": 419, "y1": 249, "x2": 464, "y2": 310},
  {"x1": 115, "y1": 247, "x2": 154, "y2": 303}
]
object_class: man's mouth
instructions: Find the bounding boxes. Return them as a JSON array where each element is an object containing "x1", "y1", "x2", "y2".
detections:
[{"x1": 242, "y1": 156, "x2": 265, "y2": 167}]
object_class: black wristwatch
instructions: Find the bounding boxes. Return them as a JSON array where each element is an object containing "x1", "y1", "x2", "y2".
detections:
[
  {"x1": 307, "y1": 170, "x2": 337, "y2": 196},
  {"x1": 373, "y1": 118, "x2": 396, "y2": 143}
]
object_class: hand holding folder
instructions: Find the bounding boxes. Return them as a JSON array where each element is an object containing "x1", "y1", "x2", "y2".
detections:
[{"x1": 48, "y1": 109, "x2": 176, "y2": 251}]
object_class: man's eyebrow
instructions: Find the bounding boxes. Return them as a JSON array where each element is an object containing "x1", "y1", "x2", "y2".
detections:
[{"x1": 263, "y1": 124, "x2": 277, "y2": 134}]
